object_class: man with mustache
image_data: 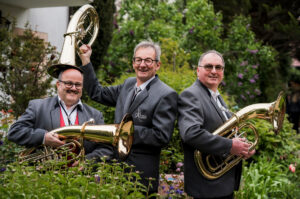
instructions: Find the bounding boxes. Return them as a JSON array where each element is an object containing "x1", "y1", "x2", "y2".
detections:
[
  {"x1": 79, "y1": 40, "x2": 178, "y2": 196},
  {"x1": 178, "y1": 50, "x2": 255, "y2": 199},
  {"x1": 8, "y1": 65, "x2": 113, "y2": 164}
]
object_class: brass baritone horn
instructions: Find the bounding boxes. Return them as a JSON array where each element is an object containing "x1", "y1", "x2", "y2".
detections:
[
  {"x1": 194, "y1": 92, "x2": 285, "y2": 180},
  {"x1": 19, "y1": 114, "x2": 134, "y2": 163}
]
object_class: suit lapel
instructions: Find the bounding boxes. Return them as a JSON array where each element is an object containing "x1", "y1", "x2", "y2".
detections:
[
  {"x1": 124, "y1": 88, "x2": 135, "y2": 114},
  {"x1": 50, "y1": 97, "x2": 60, "y2": 129},
  {"x1": 210, "y1": 96, "x2": 227, "y2": 122},
  {"x1": 128, "y1": 89, "x2": 148, "y2": 113},
  {"x1": 78, "y1": 106, "x2": 88, "y2": 125},
  {"x1": 218, "y1": 95, "x2": 232, "y2": 119}
]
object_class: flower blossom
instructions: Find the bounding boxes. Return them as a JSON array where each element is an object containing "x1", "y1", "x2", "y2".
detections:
[
  {"x1": 252, "y1": 64, "x2": 259, "y2": 69},
  {"x1": 249, "y1": 78, "x2": 256, "y2": 83},
  {"x1": 254, "y1": 74, "x2": 259, "y2": 80},
  {"x1": 289, "y1": 164, "x2": 296, "y2": 173},
  {"x1": 248, "y1": 49, "x2": 259, "y2": 54},
  {"x1": 240, "y1": 61, "x2": 248, "y2": 66},
  {"x1": 238, "y1": 73, "x2": 244, "y2": 79},
  {"x1": 254, "y1": 88, "x2": 261, "y2": 95},
  {"x1": 176, "y1": 162, "x2": 184, "y2": 168},
  {"x1": 238, "y1": 82, "x2": 243, "y2": 86}
]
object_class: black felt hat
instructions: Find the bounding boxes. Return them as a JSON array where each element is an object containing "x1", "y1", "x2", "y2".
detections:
[{"x1": 47, "y1": 64, "x2": 83, "y2": 79}]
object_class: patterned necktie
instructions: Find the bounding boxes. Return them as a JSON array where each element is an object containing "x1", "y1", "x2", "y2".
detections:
[{"x1": 131, "y1": 87, "x2": 141, "y2": 103}]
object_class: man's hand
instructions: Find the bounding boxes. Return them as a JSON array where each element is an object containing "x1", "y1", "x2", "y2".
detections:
[
  {"x1": 79, "y1": 44, "x2": 92, "y2": 66},
  {"x1": 230, "y1": 137, "x2": 255, "y2": 159},
  {"x1": 44, "y1": 132, "x2": 65, "y2": 147}
]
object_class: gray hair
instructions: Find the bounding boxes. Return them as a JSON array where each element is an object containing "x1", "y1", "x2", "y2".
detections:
[
  {"x1": 197, "y1": 50, "x2": 225, "y2": 67},
  {"x1": 133, "y1": 40, "x2": 161, "y2": 62}
]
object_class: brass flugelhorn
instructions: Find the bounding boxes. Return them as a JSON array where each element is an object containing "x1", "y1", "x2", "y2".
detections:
[
  {"x1": 194, "y1": 92, "x2": 285, "y2": 180},
  {"x1": 19, "y1": 114, "x2": 134, "y2": 163}
]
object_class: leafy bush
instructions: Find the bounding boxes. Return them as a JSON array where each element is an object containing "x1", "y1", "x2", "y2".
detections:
[
  {"x1": 0, "y1": 160, "x2": 151, "y2": 199},
  {"x1": 0, "y1": 24, "x2": 58, "y2": 118}
]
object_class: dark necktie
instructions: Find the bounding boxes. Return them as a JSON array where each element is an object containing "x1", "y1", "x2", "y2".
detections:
[{"x1": 131, "y1": 87, "x2": 141, "y2": 103}]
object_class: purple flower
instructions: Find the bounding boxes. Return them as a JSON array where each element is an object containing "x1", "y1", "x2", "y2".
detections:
[
  {"x1": 0, "y1": 140, "x2": 3, "y2": 146},
  {"x1": 249, "y1": 78, "x2": 256, "y2": 83},
  {"x1": 238, "y1": 82, "x2": 243, "y2": 86},
  {"x1": 255, "y1": 88, "x2": 261, "y2": 95},
  {"x1": 251, "y1": 64, "x2": 259, "y2": 69},
  {"x1": 176, "y1": 168, "x2": 181, "y2": 172},
  {"x1": 240, "y1": 61, "x2": 248, "y2": 66},
  {"x1": 94, "y1": 174, "x2": 100, "y2": 182},
  {"x1": 176, "y1": 189, "x2": 183, "y2": 194},
  {"x1": 241, "y1": 94, "x2": 246, "y2": 100},
  {"x1": 221, "y1": 81, "x2": 226, "y2": 86},
  {"x1": 170, "y1": 185, "x2": 174, "y2": 190},
  {"x1": 189, "y1": 26, "x2": 194, "y2": 34},
  {"x1": 238, "y1": 73, "x2": 244, "y2": 79},
  {"x1": 129, "y1": 30, "x2": 134, "y2": 36},
  {"x1": 248, "y1": 49, "x2": 259, "y2": 54},
  {"x1": 0, "y1": 167, "x2": 6, "y2": 172},
  {"x1": 176, "y1": 162, "x2": 183, "y2": 168},
  {"x1": 246, "y1": 91, "x2": 250, "y2": 95},
  {"x1": 161, "y1": 185, "x2": 166, "y2": 190},
  {"x1": 254, "y1": 74, "x2": 259, "y2": 80}
]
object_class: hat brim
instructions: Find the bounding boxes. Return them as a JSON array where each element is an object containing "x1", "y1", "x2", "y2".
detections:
[{"x1": 47, "y1": 64, "x2": 83, "y2": 79}]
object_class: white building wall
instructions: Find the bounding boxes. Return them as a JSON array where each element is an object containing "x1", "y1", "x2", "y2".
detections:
[{"x1": 0, "y1": 4, "x2": 69, "y2": 52}]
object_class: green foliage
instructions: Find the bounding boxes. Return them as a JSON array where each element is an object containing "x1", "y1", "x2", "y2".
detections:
[
  {"x1": 0, "y1": 160, "x2": 151, "y2": 199},
  {"x1": 0, "y1": 24, "x2": 58, "y2": 118},
  {"x1": 235, "y1": 155, "x2": 299, "y2": 199}
]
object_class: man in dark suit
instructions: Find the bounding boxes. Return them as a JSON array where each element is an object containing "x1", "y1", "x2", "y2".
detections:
[
  {"x1": 8, "y1": 65, "x2": 113, "y2": 163},
  {"x1": 79, "y1": 40, "x2": 178, "y2": 194},
  {"x1": 178, "y1": 50, "x2": 255, "y2": 199}
]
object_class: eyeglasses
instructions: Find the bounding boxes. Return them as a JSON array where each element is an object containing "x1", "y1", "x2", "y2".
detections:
[
  {"x1": 59, "y1": 80, "x2": 83, "y2": 89},
  {"x1": 199, "y1": 64, "x2": 224, "y2": 72},
  {"x1": 133, "y1": 57, "x2": 158, "y2": 66}
]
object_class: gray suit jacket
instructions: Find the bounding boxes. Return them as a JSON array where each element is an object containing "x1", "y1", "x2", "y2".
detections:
[
  {"x1": 178, "y1": 79, "x2": 241, "y2": 198},
  {"x1": 8, "y1": 96, "x2": 113, "y2": 161},
  {"x1": 81, "y1": 63, "x2": 178, "y2": 192}
]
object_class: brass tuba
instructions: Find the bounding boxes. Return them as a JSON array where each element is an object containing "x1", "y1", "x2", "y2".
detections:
[
  {"x1": 194, "y1": 92, "x2": 285, "y2": 180},
  {"x1": 19, "y1": 114, "x2": 134, "y2": 163},
  {"x1": 48, "y1": 4, "x2": 99, "y2": 76}
]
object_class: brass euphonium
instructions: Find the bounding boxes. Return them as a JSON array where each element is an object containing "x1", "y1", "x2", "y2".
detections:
[
  {"x1": 19, "y1": 114, "x2": 134, "y2": 163},
  {"x1": 194, "y1": 92, "x2": 285, "y2": 180}
]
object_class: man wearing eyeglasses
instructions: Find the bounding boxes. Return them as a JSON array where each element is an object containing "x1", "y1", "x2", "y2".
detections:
[
  {"x1": 79, "y1": 40, "x2": 178, "y2": 195},
  {"x1": 178, "y1": 50, "x2": 255, "y2": 199},
  {"x1": 8, "y1": 65, "x2": 113, "y2": 164}
]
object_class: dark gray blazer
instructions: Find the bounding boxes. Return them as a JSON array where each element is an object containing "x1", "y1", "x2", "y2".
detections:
[
  {"x1": 178, "y1": 79, "x2": 242, "y2": 198},
  {"x1": 8, "y1": 96, "x2": 113, "y2": 161},
  {"x1": 81, "y1": 63, "x2": 178, "y2": 192}
]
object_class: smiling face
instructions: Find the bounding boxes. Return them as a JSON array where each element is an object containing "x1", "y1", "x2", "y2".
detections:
[
  {"x1": 56, "y1": 68, "x2": 83, "y2": 109},
  {"x1": 197, "y1": 53, "x2": 224, "y2": 92},
  {"x1": 133, "y1": 47, "x2": 161, "y2": 86}
]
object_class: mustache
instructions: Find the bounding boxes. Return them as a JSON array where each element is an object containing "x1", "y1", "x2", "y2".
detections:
[{"x1": 66, "y1": 90, "x2": 79, "y2": 94}]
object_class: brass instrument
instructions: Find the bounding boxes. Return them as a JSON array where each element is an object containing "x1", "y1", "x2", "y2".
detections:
[
  {"x1": 194, "y1": 92, "x2": 285, "y2": 180},
  {"x1": 19, "y1": 114, "x2": 134, "y2": 163},
  {"x1": 47, "y1": 4, "x2": 99, "y2": 77}
]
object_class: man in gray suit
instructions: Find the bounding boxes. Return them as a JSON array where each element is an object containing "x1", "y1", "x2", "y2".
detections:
[
  {"x1": 178, "y1": 50, "x2": 255, "y2": 199},
  {"x1": 8, "y1": 65, "x2": 113, "y2": 163},
  {"x1": 79, "y1": 40, "x2": 178, "y2": 194}
]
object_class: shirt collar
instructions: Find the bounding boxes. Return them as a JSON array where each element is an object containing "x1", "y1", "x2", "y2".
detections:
[
  {"x1": 208, "y1": 89, "x2": 220, "y2": 101},
  {"x1": 135, "y1": 76, "x2": 155, "y2": 91},
  {"x1": 57, "y1": 96, "x2": 83, "y2": 110}
]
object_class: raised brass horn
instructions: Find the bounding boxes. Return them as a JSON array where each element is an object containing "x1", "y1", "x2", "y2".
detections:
[
  {"x1": 47, "y1": 4, "x2": 99, "y2": 77},
  {"x1": 194, "y1": 92, "x2": 285, "y2": 180},
  {"x1": 19, "y1": 114, "x2": 134, "y2": 163}
]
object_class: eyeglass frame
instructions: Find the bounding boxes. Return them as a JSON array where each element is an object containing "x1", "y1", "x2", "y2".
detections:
[
  {"x1": 133, "y1": 57, "x2": 158, "y2": 66},
  {"x1": 58, "y1": 80, "x2": 83, "y2": 89},
  {"x1": 199, "y1": 64, "x2": 224, "y2": 72}
]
